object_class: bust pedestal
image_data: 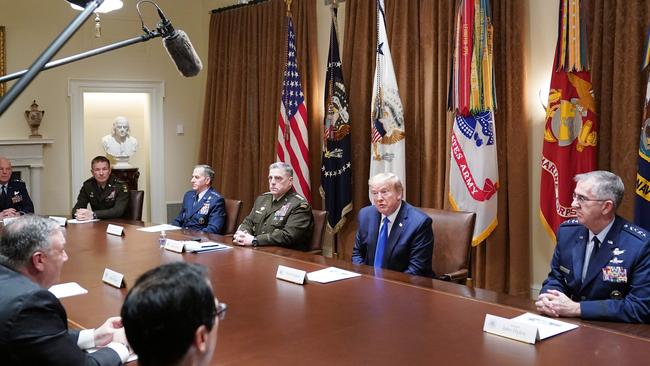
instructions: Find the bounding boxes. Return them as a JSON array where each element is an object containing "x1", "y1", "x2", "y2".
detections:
[{"x1": 112, "y1": 167, "x2": 139, "y2": 191}]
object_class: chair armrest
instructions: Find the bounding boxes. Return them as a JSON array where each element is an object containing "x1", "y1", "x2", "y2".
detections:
[{"x1": 436, "y1": 269, "x2": 468, "y2": 282}]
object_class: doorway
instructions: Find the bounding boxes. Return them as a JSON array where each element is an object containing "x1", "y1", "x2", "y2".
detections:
[{"x1": 69, "y1": 79, "x2": 165, "y2": 223}]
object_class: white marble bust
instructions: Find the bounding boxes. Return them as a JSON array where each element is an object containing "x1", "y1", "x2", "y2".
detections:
[{"x1": 102, "y1": 116, "x2": 138, "y2": 168}]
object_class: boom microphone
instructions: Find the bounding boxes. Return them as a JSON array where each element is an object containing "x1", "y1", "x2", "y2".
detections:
[{"x1": 157, "y1": 9, "x2": 203, "y2": 77}]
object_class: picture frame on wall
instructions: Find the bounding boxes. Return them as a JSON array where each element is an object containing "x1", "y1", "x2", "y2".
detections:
[{"x1": 0, "y1": 26, "x2": 5, "y2": 97}]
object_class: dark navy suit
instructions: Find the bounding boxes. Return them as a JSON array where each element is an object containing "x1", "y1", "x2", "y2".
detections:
[
  {"x1": 0, "y1": 264, "x2": 121, "y2": 365},
  {"x1": 0, "y1": 180, "x2": 34, "y2": 214},
  {"x1": 352, "y1": 202, "x2": 433, "y2": 277},
  {"x1": 541, "y1": 216, "x2": 650, "y2": 323},
  {"x1": 171, "y1": 187, "x2": 226, "y2": 234}
]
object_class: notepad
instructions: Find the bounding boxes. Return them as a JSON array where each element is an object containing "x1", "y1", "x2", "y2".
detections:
[
  {"x1": 307, "y1": 267, "x2": 361, "y2": 283},
  {"x1": 137, "y1": 224, "x2": 182, "y2": 232},
  {"x1": 49, "y1": 282, "x2": 88, "y2": 298},
  {"x1": 184, "y1": 241, "x2": 231, "y2": 253}
]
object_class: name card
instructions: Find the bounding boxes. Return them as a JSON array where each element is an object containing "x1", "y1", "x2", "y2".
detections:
[
  {"x1": 483, "y1": 314, "x2": 538, "y2": 344},
  {"x1": 106, "y1": 224, "x2": 125, "y2": 236},
  {"x1": 102, "y1": 268, "x2": 125, "y2": 288},
  {"x1": 276, "y1": 265, "x2": 306, "y2": 285},
  {"x1": 164, "y1": 239, "x2": 185, "y2": 253},
  {"x1": 49, "y1": 216, "x2": 68, "y2": 227}
]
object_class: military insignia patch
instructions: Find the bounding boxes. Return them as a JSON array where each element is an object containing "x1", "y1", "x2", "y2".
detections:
[{"x1": 11, "y1": 194, "x2": 22, "y2": 203}]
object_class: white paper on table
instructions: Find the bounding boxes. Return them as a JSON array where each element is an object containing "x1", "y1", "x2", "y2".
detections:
[
  {"x1": 49, "y1": 282, "x2": 88, "y2": 298},
  {"x1": 184, "y1": 241, "x2": 231, "y2": 253},
  {"x1": 511, "y1": 312, "x2": 578, "y2": 340},
  {"x1": 137, "y1": 224, "x2": 182, "y2": 232},
  {"x1": 67, "y1": 219, "x2": 100, "y2": 224},
  {"x1": 307, "y1": 267, "x2": 361, "y2": 283}
]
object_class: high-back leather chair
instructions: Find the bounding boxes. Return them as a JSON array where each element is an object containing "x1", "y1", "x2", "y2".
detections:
[
  {"x1": 307, "y1": 209, "x2": 327, "y2": 253},
  {"x1": 223, "y1": 198, "x2": 243, "y2": 235},
  {"x1": 123, "y1": 190, "x2": 145, "y2": 221},
  {"x1": 419, "y1": 208, "x2": 476, "y2": 284}
]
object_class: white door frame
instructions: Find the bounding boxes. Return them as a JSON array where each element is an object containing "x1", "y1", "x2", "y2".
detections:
[{"x1": 68, "y1": 79, "x2": 166, "y2": 223}]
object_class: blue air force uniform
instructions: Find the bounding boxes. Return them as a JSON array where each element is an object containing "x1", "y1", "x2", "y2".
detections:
[
  {"x1": 541, "y1": 216, "x2": 650, "y2": 323},
  {"x1": 0, "y1": 180, "x2": 34, "y2": 214},
  {"x1": 171, "y1": 187, "x2": 225, "y2": 234}
]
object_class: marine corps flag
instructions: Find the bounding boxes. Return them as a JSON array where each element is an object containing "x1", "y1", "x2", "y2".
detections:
[
  {"x1": 320, "y1": 6, "x2": 352, "y2": 233},
  {"x1": 448, "y1": 0, "x2": 499, "y2": 246},
  {"x1": 540, "y1": 0, "x2": 597, "y2": 239},
  {"x1": 276, "y1": 13, "x2": 311, "y2": 202},
  {"x1": 369, "y1": 0, "x2": 406, "y2": 193},
  {"x1": 634, "y1": 27, "x2": 650, "y2": 231}
]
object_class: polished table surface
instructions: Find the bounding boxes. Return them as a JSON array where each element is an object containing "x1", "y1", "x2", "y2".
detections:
[{"x1": 59, "y1": 221, "x2": 650, "y2": 365}]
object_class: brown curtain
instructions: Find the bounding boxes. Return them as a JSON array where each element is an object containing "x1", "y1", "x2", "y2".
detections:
[
  {"x1": 341, "y1": 0, "x2": 529, "y2": 295},
  {"x1": 200, "y1": 0, "x2": 321, "y2": 216},
  {"x1": 586, "y1": 0, "x2": 650, "y2": 219}
]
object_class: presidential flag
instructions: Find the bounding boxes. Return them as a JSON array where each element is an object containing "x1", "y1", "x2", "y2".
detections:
[
  {"x1": 369, "y1": 0, "x2": 406, "y2": 193},
  {"x1": 277, "y1": 15, "x2": 311, "y2": 202},
  {"x1": 540, "y1": 0, "x2": 597, "y2": 239},
  {"x1": 320, "y1": 7, "x2": 352, "y2": 233},
  {"x1": 634, "y1": 27, "x2": 650, "y2": 231},
  {"x1": 448, "y1": 0, "x2": 499, "y2": 245}
]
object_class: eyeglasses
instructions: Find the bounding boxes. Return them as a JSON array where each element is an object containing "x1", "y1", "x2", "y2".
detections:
[
  {"x1": 215, "y1": 301, "x2": 228, "y2": 320},
  {"x1": 572, "y1": 192, "x2": 608, "y2": 203}
]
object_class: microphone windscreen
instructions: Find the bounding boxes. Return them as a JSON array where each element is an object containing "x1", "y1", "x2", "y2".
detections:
[{"x1": 162, "y1": 30, "x2": 203, "y2": 77}]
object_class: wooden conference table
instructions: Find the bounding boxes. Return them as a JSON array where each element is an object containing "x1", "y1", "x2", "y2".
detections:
[{"x1": 58, "y1": 221, "x2": 650, "y2": 365}]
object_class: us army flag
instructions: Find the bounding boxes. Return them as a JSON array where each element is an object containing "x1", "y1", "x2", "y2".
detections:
[
  {"x1": 369, "y1": 0, "x2": 406, "y2": 194},
  {"x1": 448, "y1": 0, "x2": 498, "y2": 245}
]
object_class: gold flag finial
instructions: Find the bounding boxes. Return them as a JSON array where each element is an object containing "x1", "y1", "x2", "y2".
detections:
[{"x1": 285, "y1": 0, "x2": 292, "y2": 14}]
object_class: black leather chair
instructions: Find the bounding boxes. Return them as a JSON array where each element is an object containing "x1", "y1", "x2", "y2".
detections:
[
  {"x1": 418, "y1": 208, "x2": 476, "y2": 284},
  {"x1": 123, "y1": 190, "x2": 144, "y2": 221}
]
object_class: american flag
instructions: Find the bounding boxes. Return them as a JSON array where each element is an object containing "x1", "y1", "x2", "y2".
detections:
[{"x1": 276, "y1": 16, "x2": 311, "y2": 202}]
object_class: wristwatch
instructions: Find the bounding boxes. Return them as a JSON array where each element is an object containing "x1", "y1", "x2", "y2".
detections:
[
  {"x1": 252, "y1": 237, "x2": 259, "y2": 247},
  {"x1": 92, "y1": 212, "x2": 97, "y2": 219}
]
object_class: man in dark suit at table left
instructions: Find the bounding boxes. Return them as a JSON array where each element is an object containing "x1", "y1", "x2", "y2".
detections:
[
  {"x1": 0, "y1": 215, "x2": 131, "y2": 365},
  {"x1": 72, "y1": 155, "x2": 129, "y2": 221},
  {"x1": 352, "y1": 172, "x2": 434, "y2": 277},
  {"x1": 0, "y1": 156, "x2": 34, "y2": 218},
  {"x1": 171, "y1": 164, "x2": 226, "y2": 234}
]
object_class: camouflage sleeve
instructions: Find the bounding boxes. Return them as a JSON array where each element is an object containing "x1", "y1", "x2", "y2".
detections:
[
  {"x1": 238, "y1": 196, "x2": 262, "y2": 234},
  {"x1": 95, "y1": 183, "x2": 129, "y2": 219},
  {"x1": 257, "y1": 201, "x2": 313, "y2": 249},
  {"x1": 71, "y1": 184, "x2": 90, "y2": 216}
]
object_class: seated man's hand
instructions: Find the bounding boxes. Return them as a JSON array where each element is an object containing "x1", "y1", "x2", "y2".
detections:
[
  {"x1": 233, "y1": 230, "x2": 254, "y2": 246},
  {"x1": 75, "y1": 208, "x2": 94, "y2": 221},
  {"x1": 94, "y1": 316, "x2": 125, "y2": 347},
  {"x1": 536, "y1": 289, "x2": 581, "y2": 318},
  {"x1": 0, "y1": 208, "x2": 19, "y2": 218}
]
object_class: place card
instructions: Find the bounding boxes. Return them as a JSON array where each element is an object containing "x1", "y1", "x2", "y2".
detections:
[
  {"x1": 483, "y1": 314, "x2": 538, "y2": 344},
  {"x1": 49, "y1": 216, "x2": 68, "y2": 227},
  {"x1": 276, "y1": 265, "x2": 306, "y2": 285},
  {"x1": 106, "y1": 224, "x2": 124, "y2": 236},
  {"x1": 164, "y1": 239, "x2": 185, "y2": 253},
  {"x1": 102, "y1": 268, "x2": 125, "y2": 288}
]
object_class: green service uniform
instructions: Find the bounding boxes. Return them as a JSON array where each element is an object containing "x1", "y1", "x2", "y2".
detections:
[
  {"x1": 71, "y1": 176, "x2": 129, "y2": 219},
  {"x1": 239, "y1": 190, "x2": 313, "y2": 250}
]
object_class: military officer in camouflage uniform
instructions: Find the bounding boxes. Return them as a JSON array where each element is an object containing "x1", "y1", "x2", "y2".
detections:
[
  {"x1": 72, "y1": 156, "x2": 129, "y2": 220},
  {"x1": 537, "y1": 171, "x2": 650, "y2": 323},
  {"x1": 233, "y1": 162, "x2": 313, "y2": 250}
]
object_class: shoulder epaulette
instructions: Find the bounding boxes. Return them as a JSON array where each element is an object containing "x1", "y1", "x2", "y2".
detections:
[
  {"x1": 559, "y1": 218, "x2": 580, "y2": 227},
  {"x1": 622, "y1": 223, "x2": 649, "y2": 241}
]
